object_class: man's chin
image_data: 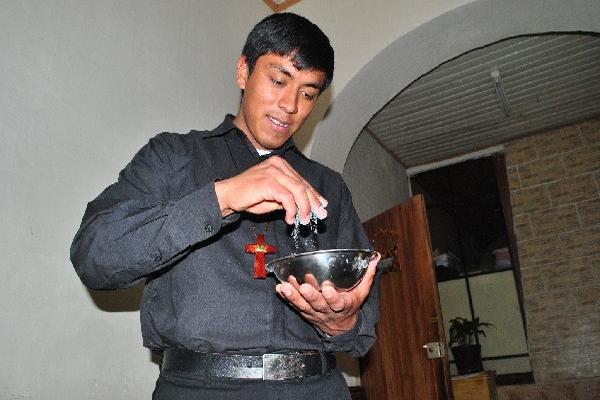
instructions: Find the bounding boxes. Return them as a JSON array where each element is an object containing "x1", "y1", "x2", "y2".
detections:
[{"x1": 260, "y1": 139, "x2": 288, "y2": 151}]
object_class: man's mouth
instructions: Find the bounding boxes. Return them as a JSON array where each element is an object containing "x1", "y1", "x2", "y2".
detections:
[{"x1": 268, "y1": 115, "x2": 291, "y2": 129}]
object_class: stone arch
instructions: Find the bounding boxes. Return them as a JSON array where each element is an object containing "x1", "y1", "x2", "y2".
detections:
[{"x1": 310, "y1": 0, "x2": 600, "y2": 173}]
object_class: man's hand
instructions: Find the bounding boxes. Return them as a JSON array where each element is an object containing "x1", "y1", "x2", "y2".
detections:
[
  {"x1": 214, "y1": 156, "x2": 327, "y2": 224},
  {"x1": 275, "y1": 252, "x2": 381, "y2": 336}
]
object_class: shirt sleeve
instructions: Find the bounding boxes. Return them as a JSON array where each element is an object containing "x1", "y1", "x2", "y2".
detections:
[
  {"x1": 317, "y1": 181, "x2": 382, "y2": 357},
  {"x1": 70, "y1": 132, "x2": 237, "y2": 289}
]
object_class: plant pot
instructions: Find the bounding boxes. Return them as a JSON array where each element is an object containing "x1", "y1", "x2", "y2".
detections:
[{"x1": 451, "y1": 344, "x2": 483, "y2": 375}]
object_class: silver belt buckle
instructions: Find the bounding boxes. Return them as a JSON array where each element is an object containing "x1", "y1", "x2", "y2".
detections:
[{"x1": 262, "y1": 353, "x2": 307, "y2": 380}]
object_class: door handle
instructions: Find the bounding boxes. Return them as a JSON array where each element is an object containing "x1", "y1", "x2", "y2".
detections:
[
  {"x1": 422, "y1": 342, "x2": 445, "y2": 359},
  {"x1": 378, "y1": 256, "x2": 400, "y2": 273}
]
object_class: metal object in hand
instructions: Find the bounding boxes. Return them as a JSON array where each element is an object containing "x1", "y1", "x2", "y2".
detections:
[{"x1": 266, "y1": 249, "x2": 376, "y2": 291}]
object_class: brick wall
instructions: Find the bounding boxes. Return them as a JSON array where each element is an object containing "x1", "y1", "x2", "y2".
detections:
[{"x1": 504, "y1": 118, "x2": 600, "y2": 382}]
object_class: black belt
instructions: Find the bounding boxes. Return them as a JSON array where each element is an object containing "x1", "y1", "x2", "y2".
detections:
[{"x1": 162, "y1": 348, "x2": 336, "y2": 381}]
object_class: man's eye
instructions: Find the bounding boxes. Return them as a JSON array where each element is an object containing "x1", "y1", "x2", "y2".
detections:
[
  {"x1": 302, "y1": 91, "x2": 316, "y2": 101},
  {"x1": 272, "y1": 79, "x2": 284, "y2": 87}
]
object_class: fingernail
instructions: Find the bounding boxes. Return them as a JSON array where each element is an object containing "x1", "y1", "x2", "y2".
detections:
[
  {"x1": 310, "y1": 205, "x2": 327, "y2": 220},
  {"x1": 299, "y1": 284, "x2": 312, "y2": 296},
  {"x1": 316, "y1": 207, "x2": 327, "y2": 220},
  {"x1": 320, "y1": 198, "x2": 328, "y2": 207}
]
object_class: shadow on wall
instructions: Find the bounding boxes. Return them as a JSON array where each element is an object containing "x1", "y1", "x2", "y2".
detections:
[
  {"x1": 87, "y1": 282, "x2": 144, "y2": 312},
  {"x1": 87, "y1": 283, "x2": 163, "y2": 366}
]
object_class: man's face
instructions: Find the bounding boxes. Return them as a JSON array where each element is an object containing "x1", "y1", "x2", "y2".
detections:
[{"x1": 233, "y1": 53, "x2": 326, "y2": 150}]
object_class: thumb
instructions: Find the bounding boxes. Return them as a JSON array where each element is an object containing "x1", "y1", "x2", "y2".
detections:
[{"x1": 353, "y1": 251, "x2": 380, "y2": 296}]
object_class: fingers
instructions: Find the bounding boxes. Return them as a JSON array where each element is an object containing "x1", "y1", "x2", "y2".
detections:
[
  {"x1": 282, "y1": 277, "x2": 341, "y2": 313},
  {"x1": 351, "y1": 252, "x2": 380, "y2": 297},
  {"x1": 286, "y1": 275, "x2": 301, "y2": 291},
  {"x1": 276, "y1": 282, "x2": 359, "y2": 335},
  {"x1": 258, "y1": 177, "x2": 305, "y2": 224},
  {"x1": 321, "y1": 286, "x2": 348, "y2": 312},
  {"x1": 303, "y1": 274, "x2": 321, "y2": 291},
  {"x1": 318, "y1": 252, "x2": 381, "y2": 314},
  {"x1": 262, "y1": 157, "x2": 327, "y2": 223},
  {"x1": 299, "y1": 284, "x2": 332, "y2": 313},
  {"x1": 215, "y1": 156, "x2": 328, "y2": 224},
  {"x1": 276, "y1": 253, "x2": 381, "y2": 335},
  {"x1": 276, "y1": 282, "x2": 325, "y2": 315},
  {"x1": 269, "y1": 157, "x2": 328, "y2": 209},
  {"x1": 277, "y1": 281, "x2": 352, "y2": 318}
]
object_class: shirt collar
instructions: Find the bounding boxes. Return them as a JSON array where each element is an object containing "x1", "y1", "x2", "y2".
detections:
[{"x1": 203, "y1": 114, "x2": 298, "y2": 157}]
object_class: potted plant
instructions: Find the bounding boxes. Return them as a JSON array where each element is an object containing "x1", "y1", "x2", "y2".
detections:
[{"x1": 448, "y1": 317, "x2": 494, "y2": 375}]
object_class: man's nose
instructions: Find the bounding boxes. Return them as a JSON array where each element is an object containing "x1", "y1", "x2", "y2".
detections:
[{"x1": 278, "y1": 89, "x2": 299, "y2": 114}]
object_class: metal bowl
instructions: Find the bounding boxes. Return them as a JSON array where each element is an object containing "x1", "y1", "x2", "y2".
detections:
[{"x1": 266, "y1": 249, "x2": 376, "y2": 291}]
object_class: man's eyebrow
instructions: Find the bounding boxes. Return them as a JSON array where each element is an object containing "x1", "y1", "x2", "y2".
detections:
[
  {"x1": 269, "y1": 63, "x2": 323, "y2": 90},
  {"x1": 304, "y1": 82, "x2": 322, "y2": 90},
  {"x1": 270, "y1": 63, "x2": 293, "y2": 78}
]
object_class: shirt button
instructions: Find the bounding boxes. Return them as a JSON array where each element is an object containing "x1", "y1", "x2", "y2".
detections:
[
  {"x1": 204, "y1": 222, "x2": 213, "y2": 233},
  {"x1": 153, "y1": 251, "x2": 162, "y2": 262}
]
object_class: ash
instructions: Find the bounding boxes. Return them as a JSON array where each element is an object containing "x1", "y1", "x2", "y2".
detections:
[{"x1": 291, "y1": 212, "x2": 319, "y2": 253}]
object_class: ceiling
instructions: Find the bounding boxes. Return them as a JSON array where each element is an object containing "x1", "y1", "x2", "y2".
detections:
[{"x1": 364, "y1": 33, "x2": 600, "y2": 168}]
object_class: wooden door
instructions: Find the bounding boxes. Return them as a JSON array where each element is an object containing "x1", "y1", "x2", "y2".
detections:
[{"x1": 360, "y1": 195, "x2": 453, "y2": 400}]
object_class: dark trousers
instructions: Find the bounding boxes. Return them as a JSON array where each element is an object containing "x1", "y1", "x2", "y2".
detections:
[{"x1": 152, "y1": 369, "x2": 352, "y2": 400}]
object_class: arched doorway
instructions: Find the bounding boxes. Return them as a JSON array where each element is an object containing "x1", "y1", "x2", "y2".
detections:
[
  {"x1": 310, "y1": 0, "x2": 600, "y2": 173},
  {"x1": 321, "y1": 1, "x2": 600, "y2": 395}
]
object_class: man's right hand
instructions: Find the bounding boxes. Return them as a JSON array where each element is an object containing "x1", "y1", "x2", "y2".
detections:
[{"x1": 213, "y1": 156, "x2": 327, "y2": 225}]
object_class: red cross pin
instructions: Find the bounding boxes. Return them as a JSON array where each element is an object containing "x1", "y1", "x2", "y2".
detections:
[{"x1": 245, "y1": 234, "x2": 277, "y2": 279}]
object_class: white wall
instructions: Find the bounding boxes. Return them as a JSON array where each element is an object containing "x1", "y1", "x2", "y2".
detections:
[
  {"x1": 343, "y1": 130, "x2": 409, "y2": 222},
  {"x1": 1, "y1": 0, "x2": 517, "y2": 398},
  {"x1": 1, "y1": 1, "x2": 266, "y2": 398},
  {"x1": 290, "y1": 0, "x2": 474, "y2": 153}
]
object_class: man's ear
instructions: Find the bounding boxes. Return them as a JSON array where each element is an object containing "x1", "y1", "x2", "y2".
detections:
[{"x1": 236, "y1": 56, "x2": 249, "y2": 90}]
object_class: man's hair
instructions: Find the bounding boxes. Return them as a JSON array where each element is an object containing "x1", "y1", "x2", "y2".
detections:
[{"x1": 242, "y1": 13, "x2": 334, "y2": 91}]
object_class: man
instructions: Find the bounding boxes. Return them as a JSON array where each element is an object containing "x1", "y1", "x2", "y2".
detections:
[{"x1": 71, "y1": 12, "x2": 380, "y2": 399}]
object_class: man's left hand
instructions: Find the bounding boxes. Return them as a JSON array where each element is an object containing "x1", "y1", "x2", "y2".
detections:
[{"x1": 275, "y1": 252, "x2": 380, "y2": 336}]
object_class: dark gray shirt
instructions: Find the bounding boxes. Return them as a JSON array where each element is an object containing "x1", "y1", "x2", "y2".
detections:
[{"x1": 71, "y1": 115, "x2": 380, "y2": 356}]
